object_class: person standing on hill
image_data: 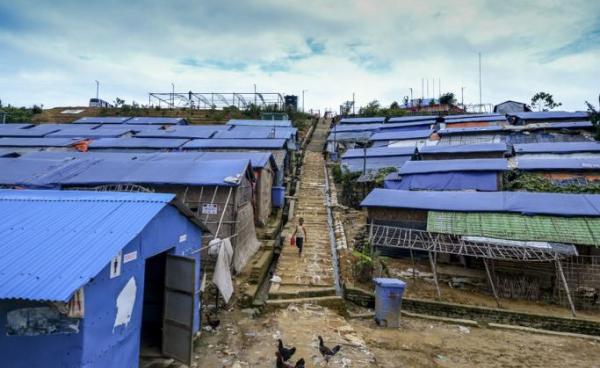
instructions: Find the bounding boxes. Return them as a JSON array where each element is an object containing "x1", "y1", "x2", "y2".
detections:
[{"x1": 292, "y1": 217, "x2": 307, "y2": 257}]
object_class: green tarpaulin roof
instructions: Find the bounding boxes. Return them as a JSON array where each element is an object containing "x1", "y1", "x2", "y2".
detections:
[{"x1": 427, "y1": 211, "x2": 600, "y2": 247}]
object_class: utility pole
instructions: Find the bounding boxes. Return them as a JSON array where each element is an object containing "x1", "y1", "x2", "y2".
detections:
[
  {"x1": 421, "y1": 78, "x2": 424, "y2": 99},
  {"x1": 432, "y1": 78, "x2": 435, "y2": 101},
  {"x1": 438, "y1": 77, "x2": 441, "y2": 98},
  {"x1": 352, "y1": 92, "x2": 355, "y2": 115},
  {"x1": 461, "y1": 86, "x2": 466, "y2": 108},
  {"x1": 426, "y1": 80, "x2": 429, "y2": 99},
  {"x1": 254, "y1": 84, "x2": 257, "y2": 106},
  {"x1": 409, "y1": 88, "x2": 413, "y2": 104},
  {"x1": 95, "y1": 80, "x2": 99, "y2": 100},
  {"x1": 478, "y1": 52, "x2": 482, "y2": 112},
  {"x1": 302, "y1": 89, "x2": 307, "y2": 113},
  {"x1": 171, "y1": 82, "x2": 175, "y2": 108}
]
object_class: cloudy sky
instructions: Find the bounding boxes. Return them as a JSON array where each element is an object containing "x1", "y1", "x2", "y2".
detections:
[{"x1": 1, "y1": 0, "x2": 599, "y2": 112}]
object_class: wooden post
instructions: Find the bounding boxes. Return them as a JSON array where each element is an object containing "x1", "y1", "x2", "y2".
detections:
[
  {"x1": 410, "y1": 249, "x2": 417, "y2": 283},
  {"x1": 483, "y1": 259, "x2": 501, "y2": 308},
  {"x1": 556, "y1": 259, "x2": 576, "y2": 318},
  {"x1": 428, "y1": 251, "x2": 441, "y2": 299}
]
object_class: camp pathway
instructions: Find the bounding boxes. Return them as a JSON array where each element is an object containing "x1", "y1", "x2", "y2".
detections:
[{"x1": 268, "y1": 119, "x2": 342, "y2": 306}]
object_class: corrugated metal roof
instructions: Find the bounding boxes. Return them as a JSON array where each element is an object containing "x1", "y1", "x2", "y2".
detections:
[
  {"x1": 0, "y1": 137, "x2": 85, "y2": 147},
  {"x1": 517, "y1": 158, "x2": 600, "y2": 170},
  {"x1": 369, "y1": 130, "x2": 432, "y2": 141},
  {"x1": 342, "y1": 147, "x2": 415, "y2": 158},
  {"x1": 89, "y1": 137, "x2": 189, "y2": 149},
  {"x1": 361, "y1": 189, "x2": 600, "y2": 217},
  {"x1": 226, "y1": 119, "x2": 292, "y2": 127},
  {"x1": 339, "y1": 117, "x2": 386, "y2": 124},
  {"x1": 399, "y1": 159, "x2": 508, "y2": 174},
  {"x1": 0, "y1": 189, "x2": 175, "y2": 301},
  {"x1": 73, "y1": 117, "x2": 132, "y2": 124},
  {"x1": 514, "y1": 142, "x2": 600, "y2": 154},
  {"x1": 183, "y1": 138, "x2": 287, "y2": 149},
  {"x1": 126, "y1": 117, "x2": 188, "y2": 125},
  {"x1": 419, "y1": 143, "x2": 507, "y2": 154}
]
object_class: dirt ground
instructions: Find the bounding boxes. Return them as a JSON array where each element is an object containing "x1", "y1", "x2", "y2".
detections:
[{"x1": 194, "y1": 302, "x2": 600, "y2": 368}]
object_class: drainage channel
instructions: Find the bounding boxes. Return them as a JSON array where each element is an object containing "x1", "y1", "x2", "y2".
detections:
[{"x1": 323, "y1": 163, "x2": 342, "y2": 297}]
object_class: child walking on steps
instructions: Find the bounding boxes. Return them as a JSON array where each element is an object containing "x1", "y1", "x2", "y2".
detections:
[{"x1": 292, "y1": 217, "x2": 307, "y2": 257}]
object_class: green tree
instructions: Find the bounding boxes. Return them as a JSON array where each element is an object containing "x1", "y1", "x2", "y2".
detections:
[
  {"x1": 391, "y1": 101, "x2": 401, "y2": 110},
  {"x1": 439, "y1": 92, "x2": 456, "y2": 105},
  {"x1": 113, "y1": 97, "x2": 125, "y2": 108},
  {"x1": 531, "y1": 92, "x2": 561, "y2": 111},
  {"x1": 358, "y1": 100, "x2": 381, "y2": 117},
  {"x1": 586, "y1": 94, "x2": 600, "y2": 140}
]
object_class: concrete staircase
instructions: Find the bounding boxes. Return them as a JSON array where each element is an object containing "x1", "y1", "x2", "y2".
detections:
[{"x1": 267, "y1": 119, "x2": 342, "y2": 307}]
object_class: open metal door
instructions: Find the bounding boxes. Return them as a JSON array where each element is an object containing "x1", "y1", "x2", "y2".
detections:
[{"x1": 162, "y1": 255, "x2": 196, "y2": 366}]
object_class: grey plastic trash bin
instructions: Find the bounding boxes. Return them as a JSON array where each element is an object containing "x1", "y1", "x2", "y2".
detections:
[{"x1": 374, "y1": 278, "x2": 406, "y2": 328}]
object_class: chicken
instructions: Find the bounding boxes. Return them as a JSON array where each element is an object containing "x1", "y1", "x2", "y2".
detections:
[
  {"x1": 318, "y1": 335, "x2": 341, "y2": 363},
  {"x1": 276, "y1": 352, "x2": 305, "y2": 368},
  {"x1": 277, "y1": 338, "x2": 296, "y2": 362},
  {"x1": 205, "y1": 313, "x2": 220, "y2": 330}
]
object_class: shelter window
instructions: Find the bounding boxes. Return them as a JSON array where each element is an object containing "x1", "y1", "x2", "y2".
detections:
[{"x1": 6, "y1": 306, "x2": 80, "y2": 336}]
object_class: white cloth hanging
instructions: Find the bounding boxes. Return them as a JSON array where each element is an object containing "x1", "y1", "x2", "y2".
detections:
[{"x1": 212, "y1": 238, "x2": 234, "y2": 303}]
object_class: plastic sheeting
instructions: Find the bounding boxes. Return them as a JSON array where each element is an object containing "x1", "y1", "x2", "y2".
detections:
[
  {"x1": 514, "y1": 142, "x2": 600, "y2": 154},
  {"x1": 361, "y1": 189, "x2": 600, "y2": 217},
  {"x1": 516, "y1": 158, "x2": 600, "y2": 170},
  {"x1": 212, "y1": 238, "x2": 234, "y2": 303},
  {"x1": 370, "y1": 130, "x2": 433, "y2": 142},
  {"x1": 232, "y1": 203, "x2": 262, "y2": 273},
  {"x1": 227, "y1": 119, "x2": 292, "y2": 127},
  {"x1": 341, "y1": 156, "x2": 411, "y2": 173},
  {"x1": 399, "y1": 159, "x2": 508, "y2": 174},
  {"x1": 394, "y1": 172, "x2": 500, "y2": 191},
  {"x1": 418, "y1": 143, "x2": 507, "y2": 154},
  {"x1": 508, "y1": 111, "x2": 589, "y2": 123},
  {"x1": 339, "y1": 117, "x2": 385, "y2": 124},
  {"x1": 89, "y1": 138, "x2": 189, "y2": 149},
  {"x1": 342, "y1": 146, "x2": 416, "y2": 158},
  {"x1": 388, "y1": 116, "x2": 437, "y2": 123},
  {"x1": 183, "y1": 138, "x2": 287, "y2": 149}
]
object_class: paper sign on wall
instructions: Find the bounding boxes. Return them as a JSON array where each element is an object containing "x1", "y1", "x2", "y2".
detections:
[
  {"x1": 202, "y1": 204, "x2": 218, "y2": 215},
  {"x1": 179, "y1": 234, "x2": 187, "y2": 243},
  {"x1": 114, "y1": 277, "x2": 136, "y2": 330},
  {"x1": 110, "y1": 251, "x2": 122, "y2": 279},
  {"x1": 123, "y1": 251, "x2": 137, "y2": 263}
]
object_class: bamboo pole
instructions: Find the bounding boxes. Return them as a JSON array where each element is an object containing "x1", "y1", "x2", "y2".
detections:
[
  {"x1": 428, "y1": 251, "x2": 441, "y2": 299},
  {"x1": 483, "y1": 259, "x2": 501, "y2": 308},
  {"x1": 556, "y1": 259, "x2": 576, "y2": 318}
]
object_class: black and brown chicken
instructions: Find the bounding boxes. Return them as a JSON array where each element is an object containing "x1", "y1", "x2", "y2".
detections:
[
  {"x1": 277, "y1": 339, "x2": 296, "y2": 362},
  {"x1": 275, "y1": 351, "x2": 305, "y2": 368},
  {"x1": 205, "y1": 313, "x2": 220, "y2": 330},
  {"x1": 318, "y1": 335, "x2": 341, "y2": 363}
]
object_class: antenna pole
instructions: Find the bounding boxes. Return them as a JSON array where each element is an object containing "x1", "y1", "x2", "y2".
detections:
[{"x1": 478, "y1": 52, "x2": 482, "y2": 112}]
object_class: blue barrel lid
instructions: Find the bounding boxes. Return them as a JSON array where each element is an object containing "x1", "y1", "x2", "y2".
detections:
[{"x1": 374, "y1": 278, "x2": 406, "y2": 288}]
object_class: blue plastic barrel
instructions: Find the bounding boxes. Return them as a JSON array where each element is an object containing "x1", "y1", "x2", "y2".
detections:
[
  {"x1": 271, "y1": 186, "x2": 285, "y2": 208},
  {"x1": 374, "y1": 278, "x2": 406, "y2": 328}
]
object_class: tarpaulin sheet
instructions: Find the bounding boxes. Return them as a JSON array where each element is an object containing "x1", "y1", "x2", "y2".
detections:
[
  {"x1": 212, "y1": 238, "x2": 234, "y2": 303},
  {"x1": 509, "y1": 111, "x2": 589, "y2": 121},
  {"x1": 134, "y1": 125, "x2": 225, "y2": 139},
  {"x1": 516, "y1": 158, "x2": 600, "y2": 170},
  {"x1": 428, "y1": 211, "x2": 600, "y2": 246},
  {"x1": 227, "y1": 119, "x2": 291, "y2": 127},
  {"x1": 395, "y1": 172, "x2": 499, "y2": 191},
  {"x1": 361, "y1": 189, "x2": 600, "y2": 217},
  {"x1": 514, "y1": 142, "x2": 600, "y2": 154},
  {"x1": 0, "y1": 137, "x2": 85, "y2": 147},
  {"x1": 341, "y1": 156, "x2": 411, "y2": 173},
  {"x1": 89, "y1": 137, "x2": 189, "y2": 149},
  {"x1": 126, "y1": 117, "x2": 188, "y2": 125},
  {"x1": 60, "y1": 159, "x2": 250, "y2": 187},
  {"x1": 370, "y1": 130, "x2": 432, "y2": 142},
  {"x1": 183, "y1": 138, "x2": 287, "y2": 149},
  {"x1": 418, "y1": 143, "x2": 507, "y2": 154},
  {"x1": 327, "y1": 131, "x2": 373, "y2": 142},
  {"x1": 332, "y1": 124, "x2": 383, "y2": 133},
  {"x1": 388, "y1": 116, "x2": 437, "y2": 123},
  {"x1": 217, "y1": 126, "x2": 297, "y2": 139},
  {"x1": 74, "y1": 117, "x2": 132, "y2": 124},
  {"x1": 377, "y1": 124, "x2": 431, "y2": 133},
  {"x1": 399, "y1": 159, "x2": 508, "y2": 174},
  {"x1": 342, "y1": 146, "x2": 415, "y2": 159},
  {"x1": 0, "y1": 126, "x2": 61, "y2": 137},
  {"x1": 444, "y1": 115, "x2": 507, "y2": 123},
  {"x1": 339, "y1": 117, "x2": 385, "y2": 124},
  {"x1": 437, "y1": 126, "x2": 504, "y2": 136}
]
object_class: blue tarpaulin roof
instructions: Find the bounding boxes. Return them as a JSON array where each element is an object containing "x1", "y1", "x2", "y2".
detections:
[
  {"x1": 126, "y1": 117, "x2": 188, "y2": 125},
  {"x1": 339, "y1": 117, "x2": 386, "y2": 124},
  {"x1": 342, "y1": 156, "x2": 411, "y2": 173},
  {"x1": 361, "y1": 189, "x2": 600, "y2": 217},
  {"x1": 531, "y1": 121, "x2": 593, "y2": 130},
  {"x1": 342, "y1": 147, "x2": 415, "y2": 158},
  {"x1": 0, "y1": 123, "x2": 33, "y2": 129},
  {"x1": 444, "y1": 115, "x2": 506, "y2": 123},
  {"x1": 0, "y1": 189, "x2": 175, "y2": 301},
  {"x1": 61, "y1": 159, "x2": 251, "y2": 187},
  {"x1": 0, "y1": 137, "x2": 85, "y2": 147},
  {"x1": 388, "y1": 116, "x2": 438, "y2": 123},
  {"x1": 0, "y1": 158, "x2": 88, "y2": 187},
  {"x1": 418, "y1": 143, "x2": 508, "y2": 154},
  {"x1": 399, "y1": 159, "x2": 508, "y2": 174},
  {"x1": 73, "y1": 117, "x2": 132, "y2": 124},
  {"x1": 47, "y1": 127, "x2": 132, "y2": 138},
  {"x1": 183, "y1": 138, "x2": 287, "y2": 149},
  {"x1": 370, "y1": 130, "x2": 432, "y2": 141},
  {"x1": 332, "y1": 124, "x2": 383, "y2": 133},
  {"x1": 509, "y1": 111, "x2": 589, "y2": 121},
  {"x1": 386, "y1": 171, "x2": 500, "y2": 191},
  {"x1": 437, "y1": 126, "x2": 504, "y2": 135},
  {"x1": 378, "y1": 121, "x2": 436, "y2": 130},
  {"x1": 0, "y1": 125, "x2": 61, "y2": 137},
  {"x1": 327, "y1": 131, "x2": 373, "y2": 142},
  {"x1": 514, "y1": 142, "x2": 600, "y2": 154},
  {"x1": 227, "y1": 119, "x2": 292, "y2": 127},
  {"x1": 89, "y1": 137, "x2": 189, "y2": 149},
  {"x1": 517, "y1": 158, "x2": 600, "y2": 170},
  {"x1": 134, "y1": 125, "x2": 224, "y2": 139},
  {"x1": 213, "y1": 126, "x2": 296, "y2": 139}
]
